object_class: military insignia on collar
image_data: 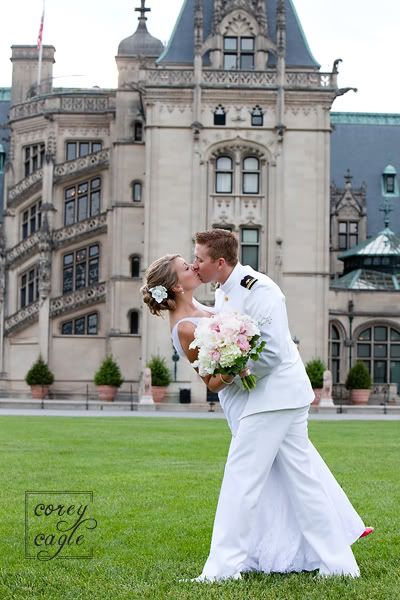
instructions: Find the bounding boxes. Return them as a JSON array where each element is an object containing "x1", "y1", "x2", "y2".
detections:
[
  {"x1": 214, "y1": 283, "x2": 221, "y2": 289},
  {"x1": 240, "y1": 275, "x2": 258, "y2": 290}
]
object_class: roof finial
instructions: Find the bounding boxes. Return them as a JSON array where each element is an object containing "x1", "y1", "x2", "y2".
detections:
[
  {"x1": 135, "y1": 0, "x2": 150, "y2": 21},
  {"x1": 380, "y1": 197, "x2": 393, "y2": 229}
]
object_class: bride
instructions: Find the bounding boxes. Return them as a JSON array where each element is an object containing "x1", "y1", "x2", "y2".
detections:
[{"x1": 141, "y1": 253, "x2": 372, "y2": 580}]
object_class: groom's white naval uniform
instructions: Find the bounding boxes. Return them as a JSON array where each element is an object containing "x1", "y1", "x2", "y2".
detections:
[{"x1": 199, "y1": 262, "x2": 360, "y2": 580}]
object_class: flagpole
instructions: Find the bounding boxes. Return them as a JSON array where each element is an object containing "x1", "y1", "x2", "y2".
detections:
[{"x1": 37, "y1": 0, "x2": 45, "y2": 95}]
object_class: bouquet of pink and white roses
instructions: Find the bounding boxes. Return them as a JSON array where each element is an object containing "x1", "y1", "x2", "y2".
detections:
[{"x1": 189, "y1": 312, "x2": 266, "y2": 391}]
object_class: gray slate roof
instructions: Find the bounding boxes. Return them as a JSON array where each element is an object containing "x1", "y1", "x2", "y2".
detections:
[
  {"x1": 158, "y1": 0, "x2": 319, "y2": 68},
  {"x1": 331, "y1": 113, "x2": 400, "y2": 237},
  {"x1": 0, "y1": 90, "x2": 10, "y2": 222}
]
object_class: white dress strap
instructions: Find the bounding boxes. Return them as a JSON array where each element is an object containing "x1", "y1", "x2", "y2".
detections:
[{"x1": 171, "y1": 317, "x2": 202, "y2": 357}]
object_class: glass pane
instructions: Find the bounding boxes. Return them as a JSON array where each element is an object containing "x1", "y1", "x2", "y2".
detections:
[
  {"x1": 90, "y1": 191, "x2": 100, "y2": 215},
  {"x1": 374, "y1": 361, "x2": 387, "y2": 383},
  {"x1": 63, "y1": 254, "x2": 73, "y2": 266},
  {"x1": 339, "y1": 222, "x2": 347, "y2": 233},
  {"x1": 338, "y1": 234, "x2": 347, "y2": 250},
  {"x1": 224, "y1": 37, "x2": 237, "y2": 51},
  {"x1": 76, "y1": 249, "x2": 87, "y2": 262},
  {"x1": 241, "y1": 37, "x2": 254, "y2": 51},
  {"x1": 243, "y1": 173, "x2": 259, "y2": 194},
  {"x1": 78, "y1": 195, "x2": 88, "y2": 221},
  {"x1": 28, "y1": 282, "x2": 34, "y2": 304},
  {"x1": 130, "y1": 312, "x2": 139, "y2": 334},
  {"x1": 75, "y1": 263, "x2": 86, "y2": 289},
  {"x1": 251, "y1": 114, "x2": 263, "y2": 126},
  {"x1": 92, "y1": 142, "x2": 102, "y2": 153},
  {"x1": 332, "y1": 342, "x2": 340, "y2": 357},
  {"x1": 78, "y1": 182, "x2": 88, "y2": 194},
  {"x1": 74, "y1": 317, "x2": 85, "y2": 335},
  {"x1": 63, "y1": 268, "x2": 73, "y2": 294},
  {"x1": 242, "y1": 229, "x2": 259, "y2": 243},
  {"x1": 349, "y1": 234, "x2": 358, "y2": 247},
  {"x1": 242, "y1": 246, "x2": 259, "y2": 270},
  {"x1": 374, "y1": 326, "x2": 387, "y2": 341},
  {"x1": 331, "y1": 324, "x2": 339, "y2": 340},
  {"x1": 332, "y1": 360, "x2": 340, "y2": 384},
  {"x1": 131, "y1": 257, "x2": 140, "y2": 277},
  {"x1": 216, "y1": 156, "x2": 232, "y2": 170},
  {"x1": 79, "y1": 143, "x2": 89, "y2": 157},
  {"x1": 22, "y1": 223, "x2": 28, "y2": 240},
  {"x1": 224, "y1": 54, "x2": 237, "y2": 70},
  {"x1": 133, "y1": 183, "x2": 141, "y2": 202},
  {"x1": 357, "y1": 344, "x2": 371, "y2": 358},
  {"x1": 390, "y1": 362, "x2": 400, "y2": 392},
  {"x1": 65, "y1": 187, "x2": 75, "y2": 199},
  {"x1": 66, "y1": 143, "x2": 76, "y2": 161},
  {"x1": 20, "y1": 287, "x2": 26, "y2": 308},
  {"x1": 89, "y1": 245, "x2": 99, "y2": 257},
  {"x1": 243, "y1": 157, "x2": 259, "y2": 171},
  {"x1": 64, "y1": 200, "x2": 75, "y2": 226},
  {"x1": 216, "y1": 172, "x2": 232, "y2": 193},
  {"x1": 390, "y1": 345, "x2": 400, "y2": 358},
  {"x1": 358, "y1": 328, "x2": 371, "y2": 341},
  {"x1": 360, "y1": 360, "x2": 371, "y2": 374},
  {"x1": 89, "y1": 259, "x2": 99, "y2": 284},
  {"x1": 390, "y1": 329, "x2": 400, "y2": 341},
  {"x1": 240, "y1": 54, "x2": 254, "y2": 69},
  {"x1": 62, "y1": 321, "x2": 73, "y2": 335},
  {"x1": 374, "y1": 344, "x2": 387, "y2": 358},
  {"x1": 87, "y1": 314, "x2": 98, "y2": 335},
  {"x1": 349, "y1": 222, "x2": 358, "y2": 234},
  {"x1": 91, "y1": 177, "x2": 101, "y2": 189}
]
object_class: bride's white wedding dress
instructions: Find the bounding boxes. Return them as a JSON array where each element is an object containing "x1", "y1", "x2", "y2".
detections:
[{"x1": 172, "y1": 317, "x2": 365, "y2": 576}]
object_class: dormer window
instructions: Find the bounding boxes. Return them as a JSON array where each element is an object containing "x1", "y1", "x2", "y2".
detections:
[
  {"x1": 382, "y1": 164, "x2": 398, "y2": 196},
  {"x1": 214, "y1": 105, "x2": 226, "y2": 126},
  {"x1": 223, "y1": 36, "x2": 254, "y2": 70}
]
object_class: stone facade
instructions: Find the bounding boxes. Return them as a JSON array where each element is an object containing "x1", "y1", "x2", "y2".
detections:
[{"x1": 0, "y1": 1, "x2": 399, "y2": 400}]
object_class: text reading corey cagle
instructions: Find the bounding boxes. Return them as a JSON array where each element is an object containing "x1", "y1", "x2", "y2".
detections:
[{"x1": 25, "y1": 491, "x2": 98, "y2": 560}]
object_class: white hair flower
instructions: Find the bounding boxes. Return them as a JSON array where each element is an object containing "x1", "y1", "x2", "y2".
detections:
[{"x1": 149, "y1": 285, "x2": 168, "y2": 303}]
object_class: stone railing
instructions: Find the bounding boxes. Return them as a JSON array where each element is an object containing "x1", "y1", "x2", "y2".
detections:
[
  {"x1": 50, "y1": 282, "x2": 106, "y2": 318},
  {"x1": 285, "y1": 72, "x2": 334, "y2": 89},
  {"x1": 5, "y1": 301, "x2": 40, "y2": 334},
  {"x1": 202, "y1": 70, "x2": 278, "y2": 87},
  {"x1": 9, "y1": 94, "x2": 116, "y2": 122},
  {"x1": 8, "y1": 169, "x2": 43, "y2": 207},
  {"x1": 6, "y1": 232, "x2": 41, "y2": 267},
  {"x1": 146, "y1": 69, "x2": 194, "y2": 86},
  {"x1": 52, "y1": 212, "x2": 107, "y2": 248},
  {"x1": 53, "y1": 149, "x2": 110, "y2": 182}
]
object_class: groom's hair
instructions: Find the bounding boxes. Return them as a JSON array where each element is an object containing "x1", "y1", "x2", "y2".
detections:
[{"x1": 195, "y1": 229, "x2": 238, "y2": 266}]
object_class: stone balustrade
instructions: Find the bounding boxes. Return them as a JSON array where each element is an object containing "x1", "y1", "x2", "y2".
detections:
[
  {"x1": 9, "y1": 94, "x2": 116, "y2": 122},
  {"x1": 6, "y1": 232, "x2": 41, "y2": 267},
  {"x1": 5, "y1": 301, "x2": 40, "y2": 334},
  {"x1": 50, "y1": 282, "x2": 106, "y2": 318},
  {"x1": 52, "y1": 212, "x2": 108, "y2": 248},
  {"x1": 53, "y1": 149, "x2": 110, "y2": 183}
]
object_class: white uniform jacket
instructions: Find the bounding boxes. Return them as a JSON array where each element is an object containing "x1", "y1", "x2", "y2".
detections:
[{"x1": 215, "y1": 263, "x2": 314, "y2": 420}]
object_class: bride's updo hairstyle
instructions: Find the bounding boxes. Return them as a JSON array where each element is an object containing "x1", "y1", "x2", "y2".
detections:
[{"x1": 141, "y1": 254, "x2": 181, "y2": 316}]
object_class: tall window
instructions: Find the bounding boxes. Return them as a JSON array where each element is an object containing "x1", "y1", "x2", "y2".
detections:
[
  {"x1": 329, "y1": 323, "x2": 341, "y2": 383},
  {"x1": 63, "y1": 243, "x2": 100, "y2": 294},
  {"x1": 64, "y1": 177, "x2": 101, "y2": 226},
  {"x1": 338, "y1": 221, "x2": 358, "y2": 250},
  {"x1": 241, "y1": 228, "x2": 259, "y2": 270},
  {"x1": 130, "y1": 311, "x2": 139, "y2": 334},
  {"x1": 251, "y1": 106, "x2": 264, "y2": 126},
  {"x1": 214, "y1": 105, "x2": 226, "y2": 126},
  {"x1": 22, "y1": 200, "x2": 42, "y2": 240},
  {"x1": 134, "y1": 122, "x2": 143, "y2": 142},
  {"x1": 20, "y1": 265, "x2": 39, "y2": 308},
  {"x1": 223, "y1": 36, "x2": 255, "y2": 70},
  {"x1": 131, "y1": 256, "x2": 141, "y2": 278},
  {"x1": 242, "y1": 157, "x2": 260, "y2": 194},
  {"x1": 66, "y1": 141, "x2": 102, "y2": 161},
  {"x1": 24, "y1": 143, "x2": 45, "y2": 177},
  {"x1": 357, "y1": 325, "x2": 400, "y2": 391},
  {"x1": 132, "y1": 181, "x2": 142, "y2": 202},
  {"x1": 61, "y1": 312, "x2": 98, "y2": 335},
  {"x1": 215, "y1": 156, "x2": 233, "y2": 193}
]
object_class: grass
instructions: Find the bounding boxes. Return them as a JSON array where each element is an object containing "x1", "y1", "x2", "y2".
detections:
[{"x1": 0, "y1": 416, "x2": 399, "y2": 599}]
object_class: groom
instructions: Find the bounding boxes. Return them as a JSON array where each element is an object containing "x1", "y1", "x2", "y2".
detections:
[{"x1": 191, "y1": 228, "x2": 361, "y2": 580}]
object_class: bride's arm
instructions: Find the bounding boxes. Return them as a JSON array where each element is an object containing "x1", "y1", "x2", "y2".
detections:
[{"x1": 177, "y1": 322, "x2": 234, "y2": 393}]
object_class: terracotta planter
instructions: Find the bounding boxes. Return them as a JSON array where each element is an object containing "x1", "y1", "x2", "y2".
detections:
[
  {"x1": 152, "y1": 386, "x2": 167, "y2": 402},
  {"x1": 311, "y1": 388, "x2": 322, "y2": 406},
  {"x1": 30, "y1": 385, "x2": 50, "y2": 400},
  {"x1": 97, "y1": 385, "x2": 118, "y2": 402},
  {"x1": 350, "y1": 389, "x2": 371, "y2": 405}
]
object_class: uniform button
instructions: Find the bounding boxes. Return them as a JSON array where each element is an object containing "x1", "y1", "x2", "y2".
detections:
[{"x1": 224, "y1": 296, "x2": 229, "y2": 301}]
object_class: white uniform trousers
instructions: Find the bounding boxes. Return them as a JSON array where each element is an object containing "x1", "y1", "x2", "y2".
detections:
[{"x1": 200, "y1": 406, "x2": 360, "y2": 580}]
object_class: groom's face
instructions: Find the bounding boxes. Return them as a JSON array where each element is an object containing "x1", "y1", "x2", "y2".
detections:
[{"x1": 193, "y1": 243, "x2": 220, "y2": 283}]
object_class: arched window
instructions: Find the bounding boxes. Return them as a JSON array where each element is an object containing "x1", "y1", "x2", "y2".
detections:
[
  {"x1": 132, "y1": 181, "x2": 142, "y2": 202},
  {"x1": 131, "y1": 255, "x2": 140, "y2": 278},
  {"x1": 214, "y1": 105, "x2": 226, "y2": 126},
  {"x1": 215, "y1": 156, "x2": 233, "y2": 193},
  {"x1": 130, "y1": 310, "x2": 139, "y2": 335},
  {"x1": 242, "y1": 156, "x2": 260, "y2": 194},
  {"x1": 329, "y1": 323, "x2": 341, "y2": 383},
  {"x1": 251, "y1": 106, "x2": 263, "y2": 127},
  {"x1": 357, "y1": 325, "x2": 400, "y2": 391}
]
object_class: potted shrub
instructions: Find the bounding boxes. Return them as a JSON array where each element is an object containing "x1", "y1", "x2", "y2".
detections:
[
  {"x1": 25, "y1": 355, "x2": 54, "y2": 400},
  {"x1": 305, "y1": 358, "x2": 326, "y2": 406},
  {"x1": 94, "y1": 355, "x2": 124, "y2": 402},
  {"x1": 147, "y1": 355, "x2": 171, "y2": 402},
  {"x1": 345, "y1": 361, "x2": 372, "y2": 405}
]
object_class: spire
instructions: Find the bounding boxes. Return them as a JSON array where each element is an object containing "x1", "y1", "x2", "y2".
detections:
[
  {"x1": 276, "y1": 0, "x2": 286, "y2": 56},
  {"x1": 194, "y1": 0, "x2": 204, "y2": 53},
  {"x1": 135, "y1": 0, "x2": 150, "y2": 22}
]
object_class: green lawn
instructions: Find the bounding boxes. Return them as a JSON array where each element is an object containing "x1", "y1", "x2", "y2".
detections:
[{"x1": 0, "y1": 416, "x2": 398, "y2": 600}]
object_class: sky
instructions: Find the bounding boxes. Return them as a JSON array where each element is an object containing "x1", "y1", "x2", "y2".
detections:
[{"x1": 0, "y1": 0, "x2": 398, "y2": 114}]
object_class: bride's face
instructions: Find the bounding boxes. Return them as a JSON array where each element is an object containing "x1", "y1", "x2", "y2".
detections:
[{"x1": 172, "y1": 257, "x2": 201, "y2": 292}]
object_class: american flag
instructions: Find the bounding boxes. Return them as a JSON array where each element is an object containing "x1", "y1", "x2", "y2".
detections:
[{"x1": 37, "y1": 9, "x2": 44, "y2": 50}]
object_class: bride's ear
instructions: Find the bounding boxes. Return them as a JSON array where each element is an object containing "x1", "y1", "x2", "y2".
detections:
[{"x1": 172, "y1": 285, "x2": 183, "y2": 294}]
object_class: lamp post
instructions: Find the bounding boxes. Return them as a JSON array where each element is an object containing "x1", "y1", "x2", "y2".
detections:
[
  {"x1": 348, "y1": 299, "x2": 354, "y2": 369},
  {"x1": 172, "y1": 344, "x2": 180, "y2": 381}
]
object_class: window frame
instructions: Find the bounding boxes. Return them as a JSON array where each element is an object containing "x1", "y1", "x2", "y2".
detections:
[
  {"x1": 23, "y1": 143, "x2": 45, "y2": 178},
  {"x1": 215, "y1": 155, "x2": 233, "y2": 194},
  {"x1": 63, "y1": 176, "x2": 102, "y2": 226},
  {"x1": 129, "y1": 310, "x2": 140, "y2": 335},
  {"x1": 21, "y1": 199, "x2": 42, "y2": 240},
  {"x1": 130, "y1": 255, "x2": 141, "y2": 278},
  {"x1": 19, "y1": 264, "x2": 39, "y2": 309},
  {"x1": 240, "y1": 227, "x2": 260, "y2": 271},
  {"x1": 62, "y1": 243, "x2": 100, "y2": 295},
  {"x1": 132, "y1": 181, "x2": 142, "y2": 203},
  {"x1": 61, "y1": 312, "x2": 99, "y2": 336},
  {"x1": 223, "y1": 36, "x2": 255, "y2": 70},
  {"x1": 65, "y1": 140, "x2": 102, "y2": 162},
  {"x1": 338, "y1": 220, "x2": 359, "y2": 250},
  {"x1": 242, "y1": 156, "x2": 260, "y2": 194}
]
